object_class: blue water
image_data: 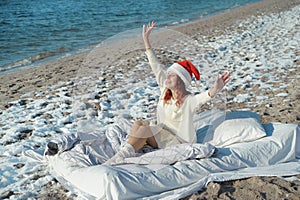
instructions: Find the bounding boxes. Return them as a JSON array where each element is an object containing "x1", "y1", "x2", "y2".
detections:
[{"x1": 0, "y1": 0, "x2": 260, "y2": 73}]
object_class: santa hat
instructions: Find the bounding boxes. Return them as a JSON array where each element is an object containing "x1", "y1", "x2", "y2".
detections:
[{"x1": 167, "y1": 60, "x2": 200, "y2": 88}]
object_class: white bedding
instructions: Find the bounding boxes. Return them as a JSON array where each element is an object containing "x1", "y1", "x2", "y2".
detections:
[{"x1": 24, "y1": 111, "x2": 300, "y2": 199}]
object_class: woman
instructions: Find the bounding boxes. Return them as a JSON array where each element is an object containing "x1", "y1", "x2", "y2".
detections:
[{"x1": 105, "y1": 21, "x2": 230, "y2": 165}]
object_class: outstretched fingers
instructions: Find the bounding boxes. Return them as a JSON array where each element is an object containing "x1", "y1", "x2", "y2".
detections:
[
  {"x1": 147, "y1": 21, "x2": 155, "y2": 31},
  {"x1": 143, "y1": 21, "x2": 155, "y2": 37},
  {"x1": 148, "y1": 21, "x2": 155, "y2": 27},
  {"x1": 221, "y1": 72, "x2": 230, "y2": 85}
]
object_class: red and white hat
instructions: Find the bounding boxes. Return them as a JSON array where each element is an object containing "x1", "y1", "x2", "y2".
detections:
[{"x1": 167, "y1": 60, "x2": 200, "y2": 88}]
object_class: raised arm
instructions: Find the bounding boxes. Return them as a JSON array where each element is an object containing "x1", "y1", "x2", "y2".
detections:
[
  {"x1": 190, "y1": 72, "x2": 230, "y2": 112},
  {"x1": 142, "y1": 21, "x2": 155, "y2": 50},
  {"x1": 142, "y1": 21, "x2": 166, "y2": 88}
]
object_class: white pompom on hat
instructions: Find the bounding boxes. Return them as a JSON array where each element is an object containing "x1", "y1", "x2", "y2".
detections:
[{"x1": 167, "y1": 60, "x2": 200, "y2": 88}]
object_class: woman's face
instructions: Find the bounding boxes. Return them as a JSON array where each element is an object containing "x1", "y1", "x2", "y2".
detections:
[{"x1": 166, "y1": 71, "x2": 178, "y2": 90}]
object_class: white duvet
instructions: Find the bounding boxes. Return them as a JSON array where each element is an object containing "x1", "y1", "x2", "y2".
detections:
[{"x1": 24, "y1": 111, "x2": 300, "y2": 199}]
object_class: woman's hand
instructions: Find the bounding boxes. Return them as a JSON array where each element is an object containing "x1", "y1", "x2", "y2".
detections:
[
  {"x1": 142, "y1": 21, "x2": 155, "y2": 50},
  {"x1": 209, "y1": 72, "x2": 230, "y2": 97}
]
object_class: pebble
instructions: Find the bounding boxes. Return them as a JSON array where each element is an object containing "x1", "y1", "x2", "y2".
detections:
[{"x1": 275, "y1": 93, "x2": 289, "y2": 97}]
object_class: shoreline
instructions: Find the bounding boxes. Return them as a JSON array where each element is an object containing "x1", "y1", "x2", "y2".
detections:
[
  {"x1": 0, "y1": 0, "x2": 299, "y2": 199},
  {"x1": 0, "y1": 0, "x2": 260, "y2": 75},
  {"x1": 1, "y1": 0, "x2": 299, "y2": 105}
]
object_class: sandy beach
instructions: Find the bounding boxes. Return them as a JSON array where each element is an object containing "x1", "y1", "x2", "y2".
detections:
[{"x1": 0, "y1": 0, "x2": 299, "y2": 199}]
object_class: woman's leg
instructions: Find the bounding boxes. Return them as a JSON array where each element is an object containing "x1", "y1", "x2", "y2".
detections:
[
  {"x1": 128, "y1": 120, "x2": 158, "y2": 152},
  {"x1": 127, "y1": 135, "x2": 147, "y2": 152},
  {"x1": 147, "y1": 136, "x2": 158, "y2": 149},
  {"x1": 104, "y1": 120, "x2": 157, "y2": 165}
]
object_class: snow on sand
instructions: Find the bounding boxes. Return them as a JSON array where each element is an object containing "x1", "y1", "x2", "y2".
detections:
[{"x1": 0, "y1": 2, "x2": 299, "y2": 200}]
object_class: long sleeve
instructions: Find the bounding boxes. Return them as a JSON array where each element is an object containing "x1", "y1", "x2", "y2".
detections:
[
  {"x1": 145, "y1": 49, "x2": 166, "y2": 89},
  {"x1": 156, "y1": 92, "x2": 212, "y2": 144},
  {"x1": 189, "y1": 91, "x2": 212, "y2": 112}
]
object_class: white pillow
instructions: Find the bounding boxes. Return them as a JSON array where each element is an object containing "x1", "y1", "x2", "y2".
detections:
[{"x1": 211, "y1": 118, "x2": 266, "y2": 147}]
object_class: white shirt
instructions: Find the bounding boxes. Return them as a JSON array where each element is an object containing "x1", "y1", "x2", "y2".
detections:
[{"x1": 146, "y1": 49, "x2": 211, "y2": 143}]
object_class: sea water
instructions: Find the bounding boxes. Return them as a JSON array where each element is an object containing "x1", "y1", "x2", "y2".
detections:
[{"x1": 0, "y1": 0, "x2": 260, "y2": 73}]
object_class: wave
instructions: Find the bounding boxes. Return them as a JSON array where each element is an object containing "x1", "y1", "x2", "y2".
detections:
[
  {"x1": 0, "y1": 47, "x2": 69, "y2": 74},
  {"x1": 0, "y1": 0, "x2": 261, "y2": 75}
]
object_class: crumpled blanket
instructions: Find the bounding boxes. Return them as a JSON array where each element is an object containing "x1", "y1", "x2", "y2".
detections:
[
  {"x1": 23, "y1": 111, "x2": 300, "y2": 200},
  {"x1": 46, "y1": 118, "x2": 215, "y2": 166}
]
